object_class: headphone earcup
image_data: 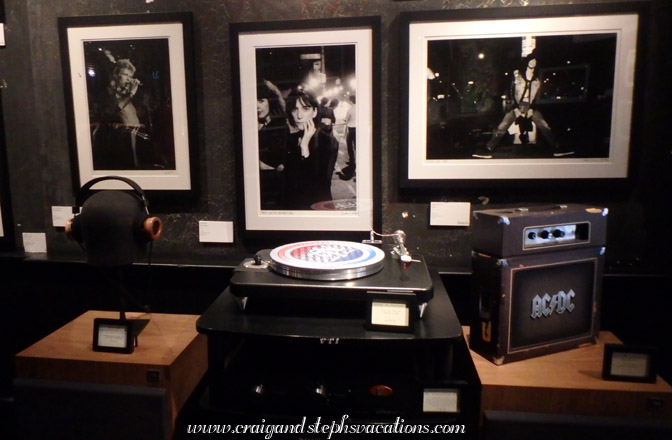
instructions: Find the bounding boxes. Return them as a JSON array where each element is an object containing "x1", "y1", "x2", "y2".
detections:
[
  {"x1": 133, "y1": 214, "x2": 163, "y2": 243},
  {"x1": 139, "y1": 215, "x2": 163, "y2": 241},
  {"x1": 144, "y1": 216, "x2": 163, "y2": 241},
  {"x1": 65, "y1": 216, "x2": 83, "y2": 242}
]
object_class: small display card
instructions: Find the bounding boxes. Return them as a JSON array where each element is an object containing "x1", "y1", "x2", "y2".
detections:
[
  {"x1": 370, "y1": 301, "x2": 410, "y2": 327},
  {"x1": 422, "y1": 388, "x2": 459, "y2": 413}
]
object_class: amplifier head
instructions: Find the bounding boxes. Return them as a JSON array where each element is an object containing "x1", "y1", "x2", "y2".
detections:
[{"x1": 471, "y1": 204, "x2": 608, "y2": 258}]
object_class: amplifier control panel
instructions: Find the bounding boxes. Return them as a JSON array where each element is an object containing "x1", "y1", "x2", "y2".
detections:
[{"x1": 523, "y1": 222, "x2": 590, "y2": 250}]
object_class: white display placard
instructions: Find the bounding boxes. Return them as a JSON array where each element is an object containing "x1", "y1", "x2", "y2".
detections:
[{"x1": 370, "y1": 301, "x2": 409, "y2": 327}]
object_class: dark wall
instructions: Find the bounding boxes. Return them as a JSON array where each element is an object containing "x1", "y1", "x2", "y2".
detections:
[
  {"x1": 1, "y1": 0, "x2": 671, "y2": 389},
  {"x1": 0, "y1": 0, "x2": 670, "y2": 272},
  {"x1": 2, "y1": 3, "x2": 672, "y2": 433}
]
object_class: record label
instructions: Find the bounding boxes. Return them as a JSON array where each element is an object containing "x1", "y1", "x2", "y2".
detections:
[{"x1": 269, "y1": 240, "x2": 386, "y2": 280}]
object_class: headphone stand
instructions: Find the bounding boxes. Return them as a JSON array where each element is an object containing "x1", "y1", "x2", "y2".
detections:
[
  {"x1": 128, "y1": 318, "x2": 150, "y2": 348},
  {"x1": 115, "y1": 267, "x2": 150, "y2": 345},
  {"x1": 92, "y1": 267, "x2": 150, "y2": 354},
  {"x1": 66, "y1": 176, "x2": 160, "y2": 353}
]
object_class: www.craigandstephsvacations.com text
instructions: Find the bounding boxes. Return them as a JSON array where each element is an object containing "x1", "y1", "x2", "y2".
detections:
[{"x1": 186, "y1": 415, "x2": 466, "y2": 438}]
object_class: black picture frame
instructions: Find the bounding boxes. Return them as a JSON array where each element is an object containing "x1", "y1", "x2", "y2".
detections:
[
  {"x1": 230, "y1": 17, "x2": 381, "y2": 236},
  {"x1": 399, "y1": 2, "x2": 649, "y2": 188},
  {"x1": 0, "y1": 90, "x2": 15, "y2": 251},
  {"x1": 58, "y1": 13, "x2": 198, "y2": 197},
  {"x1": 602, "y1": 343, "x2": 658, "y2": 383}
]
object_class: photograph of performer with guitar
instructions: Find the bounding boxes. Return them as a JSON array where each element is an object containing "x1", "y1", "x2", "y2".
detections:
[{"x1": 85, "y1": 39, "x2": 176, "y2": 171}]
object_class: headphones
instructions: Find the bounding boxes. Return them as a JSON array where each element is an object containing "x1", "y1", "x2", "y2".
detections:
[{"x1": 65, "y1": 176, "x2": 162, "y2": 244}]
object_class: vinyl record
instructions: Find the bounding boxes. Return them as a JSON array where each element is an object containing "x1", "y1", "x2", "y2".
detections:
[{"x1": 269, "y1": 240, "x2": 386, "y2": 281}]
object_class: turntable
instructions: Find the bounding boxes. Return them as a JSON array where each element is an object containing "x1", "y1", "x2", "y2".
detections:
[
  {"x1": 229, "y1": 239, "x2": 434, "y2": 332},
  {"x1": 196, "y1": 236, "x2": 472, "y2": 424}
]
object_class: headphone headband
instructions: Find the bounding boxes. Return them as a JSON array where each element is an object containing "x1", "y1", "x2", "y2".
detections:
[{"x1": 76, "y1": 176, "x2": 148, "y2": 211}]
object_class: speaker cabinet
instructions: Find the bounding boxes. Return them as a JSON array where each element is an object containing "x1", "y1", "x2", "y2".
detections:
[
  {"x1": 469, "y1": 205, "x2": 607, "y2": 365},
  {"x1": 470, "y1": 248, "x2": 603, "y2": 365}
]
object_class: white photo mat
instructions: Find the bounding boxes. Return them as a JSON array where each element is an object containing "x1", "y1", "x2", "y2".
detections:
[
  {"x1": 237, "y1": 26, "x2": 374, "y2": 231},
  {"x1": 65, "y1": 22, "x2": 191, "y2": 190}
]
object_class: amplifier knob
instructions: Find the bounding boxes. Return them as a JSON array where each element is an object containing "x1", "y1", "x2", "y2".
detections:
[
  {"x1": 527, "y1": 231, "x2": 537, "y2": 240},
  {"x1": 314, "y1": 385, "x2": 328, "y2": 399},
  {"x1": 552, "y1": 229, "x2": 565, "y2": 238},
  {"x1": 252, "y1": 384, "x2": 265, "y2": 396},
  {"x1": 369, "y1": 384, "x2": 394, "y2": 397},
  {"x1": 539, "y1": 230, "x2": 550, "y2": 239},
  {"x1": 308, "y1": 384, "x2": 330, "y2": 406}
]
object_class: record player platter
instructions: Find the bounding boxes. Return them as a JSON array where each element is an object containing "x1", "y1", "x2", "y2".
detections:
[{"x1": 268, "y1": 240, "x2": 386, "y2": 281}]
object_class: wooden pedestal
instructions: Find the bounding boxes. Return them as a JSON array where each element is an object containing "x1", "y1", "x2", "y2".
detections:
[
  {"x1": 15, "y1": 311, "x2": 207, "y2": 437},
  {"x1": 465, "y1": 326, "x2": 672, "y2": 422}
]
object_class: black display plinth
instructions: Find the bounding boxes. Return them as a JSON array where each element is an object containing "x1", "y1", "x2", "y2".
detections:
[
  {"x1": 196, "y1": 271, "x2": 475, "y2": 431},
  {"x1": 197, "y1": 271, "x2": 460, "y2": 340}
]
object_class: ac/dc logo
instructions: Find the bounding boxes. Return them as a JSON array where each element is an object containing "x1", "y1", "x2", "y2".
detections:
[{"x1": 531, "y1": 289, "x2": 576, "y2": 319}]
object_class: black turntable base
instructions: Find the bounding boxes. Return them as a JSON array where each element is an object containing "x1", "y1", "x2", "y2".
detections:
[
  {"x1": 230, "y1": 251, "x2": 433, "y2": 304},
  {"x1": 198, "y1": 271, "x2": 460, "y2": 341},
  {"x1": 229, "y1": 247, "x2": 434, "y2": 331}
]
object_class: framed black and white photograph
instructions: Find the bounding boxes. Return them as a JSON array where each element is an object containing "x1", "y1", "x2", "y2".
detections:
[
  {"x1": 400, "y1": 4, "x2": 646, "y2": 186},
  {"x1": 231, "y1": 17, "x2": 380, "y2": 232},
  {"x1": 58, "y1": 13, "x2": 196, "y2": 193}
]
